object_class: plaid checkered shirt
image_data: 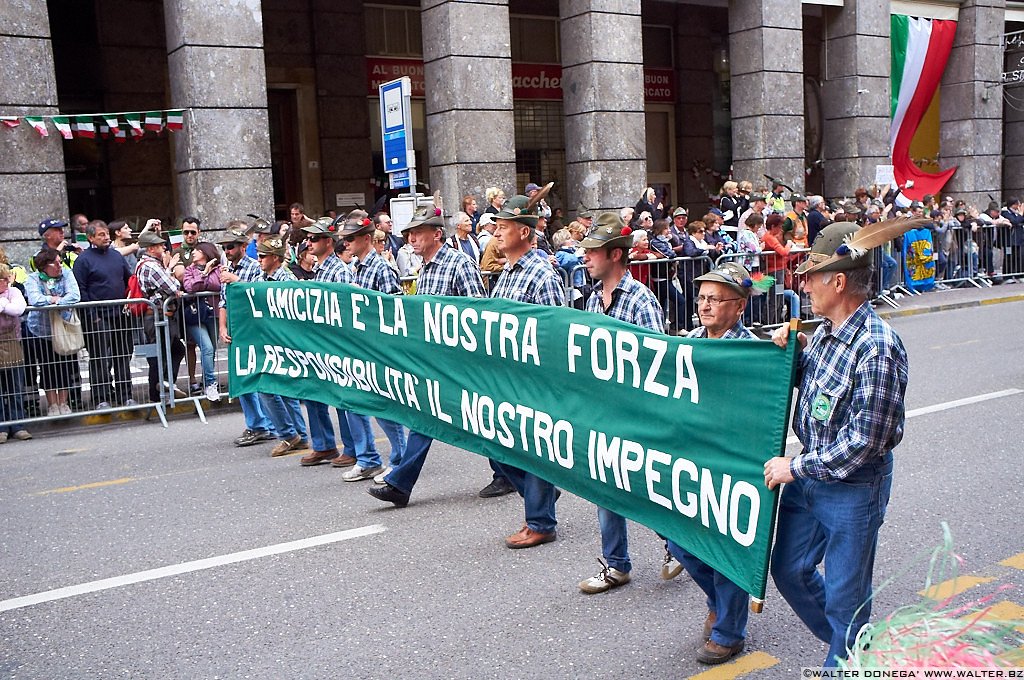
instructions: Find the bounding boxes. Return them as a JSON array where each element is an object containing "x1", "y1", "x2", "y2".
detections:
[
  {"x1": 686, "y1": 320, "x2": 755, "y2": 340},
  {"x1": 790, "y1": 301, "x2": 908, "y2": 482},
  {"x1": 416, "y1": 244, "x2": 485, "y2": 297},
  {"x1": 220, "y1": 254, "x2": 263, "y2": 309},
  {"x1": 260, "y1": 265, "x2": 296, "y2": 282},
  {"x1": 136, "y1": 254, "x2": 181, "y2": 300},
  {"x1": 489, "y1": 247, "x2": 565, "y2": 306},
  {"x1": 354, "y1": 249, "x2": 401, "y2": 295},
  {"x1": 586, "y1": 271, "x2": 665, "y2": 332},
  {"x1": 313, "y1": 253, "x2": 352, "y2": 284}
]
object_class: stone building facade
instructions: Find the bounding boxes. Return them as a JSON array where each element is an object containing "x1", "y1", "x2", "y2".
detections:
[{"x1": 1, "y1": 0, "x2": 1021, "y2": 256}]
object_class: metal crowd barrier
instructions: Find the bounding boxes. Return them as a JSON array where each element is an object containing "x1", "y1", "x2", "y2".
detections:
[
  {"x1": 161, "y1": 291, "x2": 227, "y2": 420},
  {"x1": 0, "y1": 297, "x2": 170, "y2": 431},
  {"x1": 713, "y1": 250, "x2": 810, "y2": 328}
]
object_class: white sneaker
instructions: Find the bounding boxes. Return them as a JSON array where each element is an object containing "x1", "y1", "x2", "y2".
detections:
[
  {"x1": 578, "y1": 560, "x2": 631, "y2": 594},
  {"x1": 661, "y1": 549, "x2": 684, "y2": 580},
  {"x1": 204, "y1": 384, "x2": 221, "y2": 402},
  {"x1": 373, "y1": 466, "x2": 393, "y2": 484},
  {"x1": 342, "y1": 464, "x2": 383, "y2": 482},
  {"x1": 59, "y1": 404, "x2": 72, "y2": 415},
  {"x1": 47, "y1": 405, "x2": 60, "y2": 417}
]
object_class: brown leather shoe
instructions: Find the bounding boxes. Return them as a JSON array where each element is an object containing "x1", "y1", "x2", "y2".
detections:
[
  {"x1": 695, "y1": 639, "x2": 745, "y2": 665},
  {"x1": 271, "y1": 435, "x2": 303, "y2": 457},
  {"x1": 330, "y1": 454, "x2": 357, "y2": 468},
  {"x1": 300, "y1": 449, "x2": 340, "y2": 466},
  {"x1": 504, "y1": 525, "x2": 556, "y2": 549},
  {"x1": 703, "y1": 610, "x2": 717, "y2": 641}
]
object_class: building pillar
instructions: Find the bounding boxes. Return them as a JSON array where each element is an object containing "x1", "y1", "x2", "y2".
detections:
[
  {"x1": 821, "y1": 0, "x2": 892, "y2": 198},
  {"x1": 164, "y1": 0, "x2": 273, "y2": 227},
  {"x1": 422, "y1": 0, "x2": 516, "y2": 215},
  {"x1": 560, "y1": 0, "x2": 646, "y2": 213},
  {"x1": 939, "y1": 0, "x2": 1005, "y2": 207},
  {"x1": 0, "y1": 1, "x2": 68, "y2": 253},
  {"x1": 728, "y1": 0, "x2": 805, "y2": 192}
]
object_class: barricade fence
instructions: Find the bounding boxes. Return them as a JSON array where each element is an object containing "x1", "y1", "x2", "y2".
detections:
[{"x1": 162, "y1": 291, "x2": 227, "y2": 416}]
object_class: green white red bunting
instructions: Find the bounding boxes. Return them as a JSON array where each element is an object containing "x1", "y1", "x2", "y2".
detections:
[{"x1": 0, "y1": 109, "x2": 186, "y2": 139}]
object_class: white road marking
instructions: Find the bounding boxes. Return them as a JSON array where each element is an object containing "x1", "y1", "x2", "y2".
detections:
[
  {"x1": 785, "y1": 388, "x2": 1023, "y2": 445},
  {"x1": 0, "y1": 525, "x2": 386, "y2": 613}
]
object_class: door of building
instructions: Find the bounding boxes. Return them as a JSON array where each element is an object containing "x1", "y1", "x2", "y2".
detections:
[
  {"x1": 268, "y1": 89, "x2": 302, "y2": 220},
  {"x1": 645, "y1": 104, "x2": 677, "y2": 213}
]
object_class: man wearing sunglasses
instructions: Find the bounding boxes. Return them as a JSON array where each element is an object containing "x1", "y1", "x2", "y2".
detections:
[{"x1": 178, "y1": 217, "x2": 203, "y2": 269}]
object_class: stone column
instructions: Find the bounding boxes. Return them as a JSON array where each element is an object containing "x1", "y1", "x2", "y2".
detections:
[
  {"x1": 821, "y1": 0, "x2": 892, "y2": 198},
  {"x1": 728, "y1": 0, "x2": 805, "y2": 192},
  {"x1": 560, "y1": 0, "x2": 646, "y2": 213},
  {"x1": 422, "y1": 0, "x2": 516, "y2": 214},
  {"x1": 940, "y1": 0, "x2": 1005, "y2": 207},
  {"x1": 0, "y1": 1, "x2": 68, "y2": 255},
  {"x1": 164, "y1": 0, "x2": 273, "y2": 228}
]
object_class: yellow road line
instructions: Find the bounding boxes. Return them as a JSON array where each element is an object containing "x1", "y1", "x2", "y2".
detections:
[
  {"x1": 688, "y1": 651, "x2": 779, "y2": 680},
  {"x1": 33, "y1": 477, "x2": 137, "y2": 496},
  {"x1": 919, "y1": 575, "x2": 996, "y2": 600},
  {"x1": 1000, "y1": 553, "x2": 1024, "y2": 571},
  {"x1": 983, "y1": 601, "x2": 1024, "y2": 632}
]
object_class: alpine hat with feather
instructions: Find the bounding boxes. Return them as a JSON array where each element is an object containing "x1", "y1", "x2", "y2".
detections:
[{"x1": 794, "y1": 217, "x2": 928, "y2": 276}]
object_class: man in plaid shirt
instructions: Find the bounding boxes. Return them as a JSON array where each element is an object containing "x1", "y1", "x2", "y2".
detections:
[
  {"x1": 294, "y1": 218, "x2": 356, "y2": 468},
  {"x1": 768, "y1": 222, "x2": 909, "y2": 668},
  {"x1": 217, "y1": 226, "x2": 275, "y2": 447},
  {"x1": 575, "y1": 212, "x2": 669, "y2": 593},
  {"x1": 136, "y1": 230, "x2": 187, "y2": 403},
  {"x1": 368, "y1": 205, "x2": 485, "y2": 508},
  {"x1": 486, "y1": 195, "x2": 565, "y2": 549}
]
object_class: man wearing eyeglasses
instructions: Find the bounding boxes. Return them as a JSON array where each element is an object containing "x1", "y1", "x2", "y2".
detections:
[
  {"x1": 218, "y1": 226, "x2": 275, "y2": 448},
  {"x1": 668, "y1": 261, "x2": 760, "y2": 666}
]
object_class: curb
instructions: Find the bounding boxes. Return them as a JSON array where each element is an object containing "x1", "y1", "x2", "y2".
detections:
[
  {"x1": 31, "y1": 398, "x2": 240, "y2": 434},
  {"x1": 877, "y1": 293, "x2": 1024, "y2": 320}
]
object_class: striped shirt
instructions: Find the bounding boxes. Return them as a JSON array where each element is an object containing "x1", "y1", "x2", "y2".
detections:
[
  {"x1": 220, "y1": 255, "x2": 262, "y2": 308},
  {"x1": 354, "y1": 249, "x2": 401, "y2": 295},
  {"x1": 790, "y1": 301, "x2": 909, "y2": 482},
  {"x1": 260, "y1": 265, "x2": 296, "y2": 282},
  {"x1": 586, "y1": 271, "x2": 664, "y2": 332},
  {"x1": 687, "y1": 319, "x2": 755, "y2": 340},
  {"x1": 490, "y1": 247, "x2": 565, "y2": 307},
  {"x1": 417, "y1": 244, "x2": 486, "y2": 298},
  {"x1": 313, "y1": 253, "x2": 352, "y2": 284}
]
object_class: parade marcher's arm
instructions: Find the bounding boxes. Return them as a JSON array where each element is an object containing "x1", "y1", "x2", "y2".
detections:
[{"x1": 789, "y1": 354, "x2": 905, "y2": 482}]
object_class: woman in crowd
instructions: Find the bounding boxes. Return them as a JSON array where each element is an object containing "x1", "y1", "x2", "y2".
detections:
[
  {"x1": 446, "y1": 212, "x2": 482, "y2": 261},
  {"x1": 374, "y1": 229, "x2": 400, "y2": 272},
  {"x1": 110, "y1": 220, "x2": 140, "y2": 270},
  {"x1": 181, "y1": 242, "x2": 222, "y2": 402},
  {"x1": 760, "y1": 213, "x2": 802, "y2": 321},
  {"x1": 0, "y1": 264, "x2": 31, "y2": 442},
  {"x1": 484, "y1": 187, "x2": 505, "y2": 215},
  {"x1": 23, "y1": 248, "x2": 81, "y2": 416},
  {"x1": 719, "y1": 181, "x2": 742, "y2": 232},
  {"x1": 289, "y1": 243, "x2": 316, "y2": 281}
]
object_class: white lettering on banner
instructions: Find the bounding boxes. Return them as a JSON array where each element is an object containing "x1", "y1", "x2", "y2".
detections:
[
  {"x1": 460, "y1": 390, "x2": 574, "y2": 470},
  {"x1": 265, "y1": 288, "x2": 344, "y2": 328},
  {"x1": 423, "y1": 302, "x2": 540, "y2": 365},
  {"x1": 566, "y1": 324, "x2": 699, "y2": 402},
  {"x1": 586, "y1": 430, "x2": 759, "y2": 548},
  {"x1": 510, "y1": 71, "x2": 561, "y2": 91}
]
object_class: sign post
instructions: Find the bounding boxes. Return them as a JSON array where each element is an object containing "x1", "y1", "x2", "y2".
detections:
[{"x1": 379, "y1": 76, "x2": 416, "y2": 195}]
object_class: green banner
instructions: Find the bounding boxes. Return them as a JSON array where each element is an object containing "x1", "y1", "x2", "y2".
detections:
[{"x1": 227, "y1": 282, "x2": 797, "y2": 598}]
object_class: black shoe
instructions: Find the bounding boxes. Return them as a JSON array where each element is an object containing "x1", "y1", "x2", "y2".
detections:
[
  {"x1": 253, "y1": 430, "x2": 276, "y2": 443},
  {"x1": 235, "y1": 429, "x2": 260, "y2": 447},
  {"x1": 367, "y1": 483, "x2": 410, "y2": 507},
  {"x1": 479, "y1": 476, "x2": 516, "y2": 498}
]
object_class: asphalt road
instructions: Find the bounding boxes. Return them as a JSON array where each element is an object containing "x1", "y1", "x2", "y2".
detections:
[{"x1": 1, "y1": 301, "x2": 1022, "y2": 679}]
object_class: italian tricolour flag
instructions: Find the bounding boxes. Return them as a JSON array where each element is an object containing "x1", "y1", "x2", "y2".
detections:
[{"x1": 889, "y1": 15, "x2": 958, "y2": 201}]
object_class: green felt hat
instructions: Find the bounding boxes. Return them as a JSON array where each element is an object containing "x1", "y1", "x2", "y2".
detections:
[
  {"x1": 794, "y1": 222, "x2": 866, "y2": 275},
  {"x1": 257, "y1": 236, "x2": 288, "y2": 257},
  {"x1": 694, "y1": 261, "x2": 757, "y2": 298},
  {"x1": 493, "y1": 195, "x2": 539, "y2": 228},
  {"x1": 579, "y1": 212, "x2": 633, "y2": 250}
]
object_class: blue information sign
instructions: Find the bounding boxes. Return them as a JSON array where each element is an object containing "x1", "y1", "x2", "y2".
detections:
[
  {"x1": 390, "y1": 170, "x2": 411, "y2": 189},
  {"x1": 380, "y1": 78, "x2": 413, "y2": 175}
]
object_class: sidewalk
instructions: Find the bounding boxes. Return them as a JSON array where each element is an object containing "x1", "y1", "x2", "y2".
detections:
[{"x1": 875, "y1": 279, "x2": 1024, "y2": 319}]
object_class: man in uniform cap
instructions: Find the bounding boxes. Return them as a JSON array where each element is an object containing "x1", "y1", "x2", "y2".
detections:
[
  {"x1": 253, "y1": 237, "x2": 311, "y2": 458},
  {"x1": 768, "y1": 222, "x2": 909, "y2": 668},
  {"x1": 783, "y1": 194, "x2": 809, "y2": 241},
  {"x1": 368, "y1": 203, "x2": 486, "y2": 508},
  {"x1": 337, "y1": 210, "x2": 406, "y2": 483},
  {"x1": 245, "y1": 217, "x2": 275, "y2": 260},
  {"x1": 668, "y1": 207, "x2": 690, "y2": 255},
  {"x1": 37, "y1": 217, "x2": 78, "y2": 270},
  {"x1": 664, "y1": 260, "x2": 763, "y2": 664},
  {"x1": 216, "y1": 225, "x2": 276, "y2": 447},
  {"x1": 574, "y1": 213, "x2": 668, "y2": 594},
  {"x1": 486, "y1": 194, "x2": 566, "y2": 548},
  {"x1": 577, "y1": 204, "x2": 595, "y2": 232}
]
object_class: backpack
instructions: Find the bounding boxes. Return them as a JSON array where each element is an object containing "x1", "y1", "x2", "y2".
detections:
[{"x1": 125, "y1": 261, "x2": 149, "y2": 316}]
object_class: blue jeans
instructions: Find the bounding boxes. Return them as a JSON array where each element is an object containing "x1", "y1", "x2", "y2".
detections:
[
  {"x1": 259, "y1": 393, "x2": 307, "y2": 441},
  {"x1": 239, "y1": 392, "x2": 272, "y2": 434},
  {"x1": 376, "y1": 418, "x2": 407, "y2": 467},
  {"x1": 0, "y1": 366, "x2": 26, "y2": 433},
  {"x1": 494, "y1": 462, "x2": 558, "y2": 534},
  {"x1": 186, "y1": 317, "x2": 217, "y2": 387},
  {"x1": 597, "y1": 508, "x2": 631, "y2": 573},
  {"x1": 344, "y1": 411, "x2": 383, "y2": 469},
  {"x1": 384, "y1": 430, "x2": 434, "y2": 495},
  {"x1": 770, "y1": 454, "x2": 893, "y2": 668},
  {"x1": 881, "y1": 254, "x2": 897, "y2": 289},
  {"x1": 668, "y1": 541, "x2": 749, "y2": 646},
  {"x1": 303, "y1": 400, "x2": 336, "y2": 452}
]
